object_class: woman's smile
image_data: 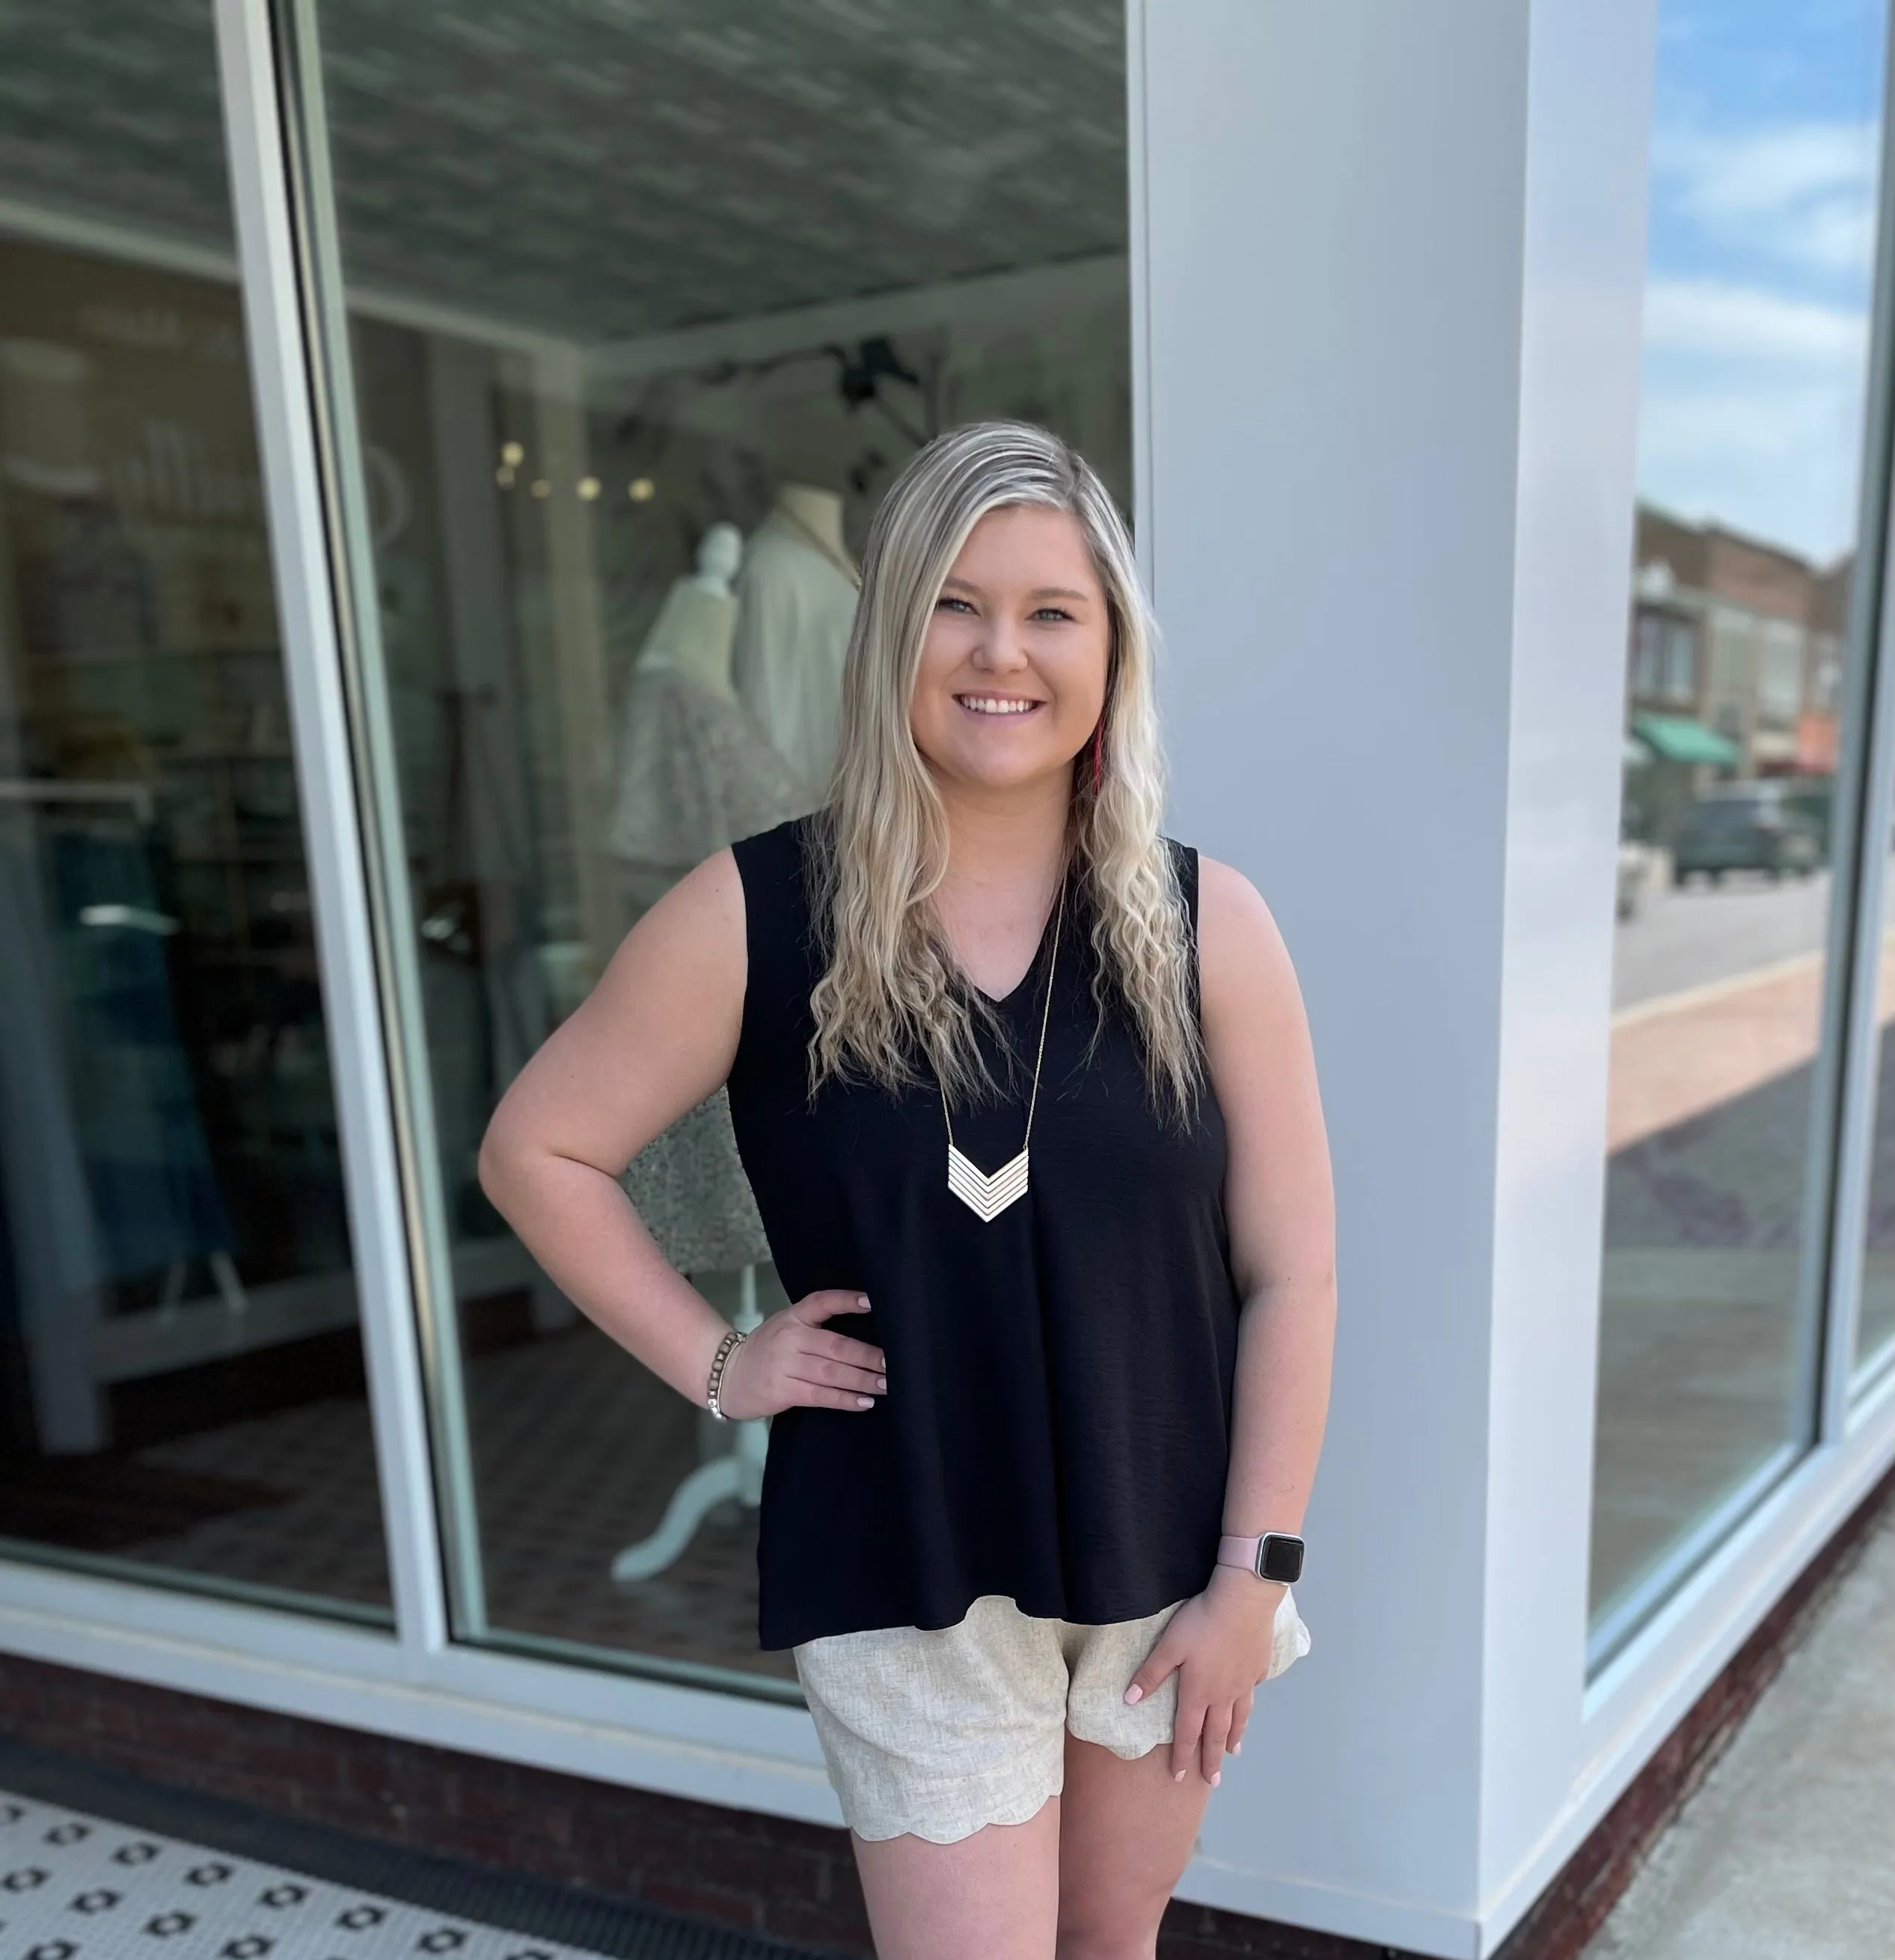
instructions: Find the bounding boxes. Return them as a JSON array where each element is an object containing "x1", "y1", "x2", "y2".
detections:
[{"x1": 955, "y1": 691, "x2": 1046, "y2": 717}]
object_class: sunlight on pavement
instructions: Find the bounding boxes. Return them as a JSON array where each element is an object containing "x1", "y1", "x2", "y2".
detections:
[{"x1": 1608, "y1": 934, "x2": 1895, "y2": 1152}]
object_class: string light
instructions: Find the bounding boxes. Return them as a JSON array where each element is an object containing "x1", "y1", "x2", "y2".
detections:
[
  {"x1": 500, "y1": 441, "x2": 524, "y2": 467},
  {"x1": 530, "y1": 478, "x2": 551, "y2": 498},
  {"x1": 628, "y1": 477, "x2": 655, "y2": 502},
  {"x1": 578, "y1": 476, "x2": 601, "y2": 500},
  {"x1": 495, "y1": 466, "x2": 515, "y2": 488}
]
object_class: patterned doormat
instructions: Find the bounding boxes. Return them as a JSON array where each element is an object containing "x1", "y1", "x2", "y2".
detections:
[{"x1": 0, "y1": 1743, "x2": 817, "y2": 1960}]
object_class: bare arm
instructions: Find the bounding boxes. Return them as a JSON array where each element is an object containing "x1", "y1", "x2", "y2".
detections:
[
  {"x1": 477, "y1": 848, "x2": 886, "y2": 1420},
  {"x1": 1198, "y1": 853, "x2": 1337, "y2": 1552},
  {"x1": 1126, "y1": 853, "x2": 1337, "y2": 1783}
]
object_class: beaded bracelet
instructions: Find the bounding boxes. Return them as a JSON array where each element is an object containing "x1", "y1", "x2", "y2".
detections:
[{"x1": 705, "y1": 1326, "x2": 747, "y2": 1421}]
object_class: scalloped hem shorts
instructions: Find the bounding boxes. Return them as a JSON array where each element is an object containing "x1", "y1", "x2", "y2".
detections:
[{"x1": 792, "y1": 1587, "x2": 1311, "y2": 1844}]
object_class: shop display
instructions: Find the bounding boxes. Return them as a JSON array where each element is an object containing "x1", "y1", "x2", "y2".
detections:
[
  {"x1": 606, "y1": 519, "x2": 812, "y2": 913},
  {"x1": 730, "y1": 485, "x2": 861, "y2": 800}
]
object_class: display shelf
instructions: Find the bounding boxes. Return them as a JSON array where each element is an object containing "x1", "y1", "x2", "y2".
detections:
[
  {"x1": 24, "y1": 642, "x2": 284, "y2": 670},
  {"x1": 170, "y1": 847, "x2": 311, "y2": 866},
  {"x1": 161, "y1": 747, "x2": 297, "y2": 764}
]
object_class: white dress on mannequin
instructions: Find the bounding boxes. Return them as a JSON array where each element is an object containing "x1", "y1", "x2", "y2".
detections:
[
  {"x1": 606, "y1": 521, "x2": 811, "y2": 919},
  {"x1": 608, "y1": 522, "x2": 800, "y2": 1273},
  {"x1": 730, "y1": 484, "x2": 860, "y2": 800},
  {"x1": 607, "y1": 539, "x2": 812, "y2": 1587}
]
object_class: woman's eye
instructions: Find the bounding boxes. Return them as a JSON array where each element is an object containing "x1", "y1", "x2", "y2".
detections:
[
  {"x1": 1032, "y1": 607, "x2": 1074, "y2": 623},
  {"x1": 936, "y1": 595, "x2": 974, "y2": 613}
]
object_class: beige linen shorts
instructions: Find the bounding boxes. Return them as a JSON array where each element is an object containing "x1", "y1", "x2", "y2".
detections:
[{"x1": 793, "y1": 1587, "x2": 1311, "y2": 1843}]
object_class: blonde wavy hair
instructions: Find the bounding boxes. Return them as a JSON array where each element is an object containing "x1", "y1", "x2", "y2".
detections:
[{"x1": 803, "y1": 418, "x2": 1203, "y2": 1125}]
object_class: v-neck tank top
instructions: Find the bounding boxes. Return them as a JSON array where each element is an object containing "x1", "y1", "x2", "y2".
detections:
[{"x1": 725, "y1": 813, "x2": 1242, "y2": 1650}]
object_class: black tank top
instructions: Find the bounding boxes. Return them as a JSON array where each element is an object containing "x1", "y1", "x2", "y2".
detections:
[{"x1": 726, "y1": 814, "x2": 1241, "y2": 1650}]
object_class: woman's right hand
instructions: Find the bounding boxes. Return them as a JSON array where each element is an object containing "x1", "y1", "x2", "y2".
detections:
[{"x1": 713, "y1": 1289, "x2": 887, "y2": 1421}]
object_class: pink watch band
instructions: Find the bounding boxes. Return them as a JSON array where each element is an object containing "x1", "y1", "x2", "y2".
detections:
[
  {"x1": 1216, "y1": 1533, "x2": 1266, "y2": 1572},
  {"x1": 1216, "y1": 1531, "x2": 1304, "y2": 1581}
]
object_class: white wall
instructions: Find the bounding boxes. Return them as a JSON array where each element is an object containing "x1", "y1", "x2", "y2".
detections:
[
  {"x1": 1480, "y1": 0, "x2": 1656, "y2": 1916},
  {"x1": 1142, "y1": 1, "x2": 1651, "y2": 1950}
]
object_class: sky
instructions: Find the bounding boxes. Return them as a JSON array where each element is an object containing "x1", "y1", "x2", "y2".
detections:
[{"x1": 1635, "y1": 0, "x2": 1888, "y2": 563}]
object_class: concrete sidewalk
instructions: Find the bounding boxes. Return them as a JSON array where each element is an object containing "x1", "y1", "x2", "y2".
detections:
[{"x1": 1582, "y1": 1495, "x2": 1895, "y2": 1960}]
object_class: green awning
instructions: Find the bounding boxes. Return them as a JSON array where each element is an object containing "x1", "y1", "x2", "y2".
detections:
[{"x1": 1630, "y1": 713, "x2": 1742, "y2": 767}]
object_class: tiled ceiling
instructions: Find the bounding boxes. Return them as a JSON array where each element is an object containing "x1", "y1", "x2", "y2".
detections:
[{"x1": 0, "y1": 0, "x2": 1127, "y2": 343}]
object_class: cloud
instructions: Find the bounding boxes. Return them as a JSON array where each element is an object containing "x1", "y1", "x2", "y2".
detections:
[
  {"x1": 1653, "y1": 120, "x2": 1880, "y2": 278},
  {"x1": 1641, "y1": 278, "x2": 1867, "y2": 361},
  {"x1": 1635, "y1": 346, "x2": 1868, "y2": 560},
  {"x1": 1634, "y1": 283, "x2": 1870, "y2": 560},
  {"x1": 1634, "y1": 119, "x2": 1879, "y2": 557}
]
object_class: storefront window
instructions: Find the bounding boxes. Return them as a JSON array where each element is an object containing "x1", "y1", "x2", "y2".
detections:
[
  {"x1": 306, "y1": 4, "x2": 1132, "y2": 1685},
  {"x1": 0, "y1": 3, "x2": 389, "y2": 1618},
  {"x1": 1591, "y1": 0, "x2": 1888, "y2": 1660}
]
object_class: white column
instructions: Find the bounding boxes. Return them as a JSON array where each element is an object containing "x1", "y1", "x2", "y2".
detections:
[
  {"x1": 1480, "y1": 0, "x2": 1658, "y2": 1919},
  {"x1": 1141, "y1": 1, "x2": 1653, "y2": 1950}
]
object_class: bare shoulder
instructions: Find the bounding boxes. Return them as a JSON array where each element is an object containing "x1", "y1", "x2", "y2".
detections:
[
  {"x1": 622, "y1": 844, "x2": 744, "y2": 962},
  {"x1": 589, "y1": 844, "x2": 745, "y2": 1023},
  {"x1": 1193, "y1": 852, "x2": 1302, "y2": 1026},
  {"x1": 480, "y1": 845, "x2": 750, "y2": 1177}
]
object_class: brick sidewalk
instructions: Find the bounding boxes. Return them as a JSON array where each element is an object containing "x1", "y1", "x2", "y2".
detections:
[{"x1": 1610, "y1": 937, "x2": 1895, "y2": 1153}]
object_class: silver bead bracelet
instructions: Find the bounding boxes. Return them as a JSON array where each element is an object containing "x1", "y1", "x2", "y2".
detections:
[{"x1": 705, "y1": 1326, "x2": 747, "y2": 1421}]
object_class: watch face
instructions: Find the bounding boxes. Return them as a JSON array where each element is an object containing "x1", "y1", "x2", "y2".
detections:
[{"x1": 1260, "y1": 1535, "x2": 1305, "y2": 1584}]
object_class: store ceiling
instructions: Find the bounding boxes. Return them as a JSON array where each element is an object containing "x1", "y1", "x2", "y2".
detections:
[{"x1": 0, "y1": 0, "x2": 1127, "y2": 346}]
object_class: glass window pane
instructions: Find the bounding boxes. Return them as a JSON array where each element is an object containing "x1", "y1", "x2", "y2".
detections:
[
  {"x1": 0, "y1": 1, "x2": 391, "y2": 1622},
  {"x1": 1591, "y1": 1, "x2": 1888, "y2": 1659},
  {"x1": 311, "y1": 2, "x2": 1132, "y2": 1688}
]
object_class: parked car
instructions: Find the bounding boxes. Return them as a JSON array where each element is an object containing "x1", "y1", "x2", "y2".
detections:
[{"x1": 1671, "y1": 781, "x2": 1823, "y2": 884}]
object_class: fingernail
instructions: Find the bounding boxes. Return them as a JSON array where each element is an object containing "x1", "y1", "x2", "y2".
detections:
[
  {"x1": 1231, "y1": 1742, "x2": 1242, "y2": 1756},
  {"x1": 1174, "y1": 1769, "x2": 1186, "y2": 1783},
  {"x1": 856, "y1": 1295, "x2": 869, "y2": 1307},
  {"x1": 1123, "y1": 1684, "x2": 1142, "y2": 1705},
  {"x1": 1211, "y1": 1771, "x2": 1222, "y2": 1787},
  {"x1": 856, "y1": 1396, "x2": 874, "y2": 1407},
  {"x1": 876, "y1": 1376, "x2": 887, "y2": 1391}
]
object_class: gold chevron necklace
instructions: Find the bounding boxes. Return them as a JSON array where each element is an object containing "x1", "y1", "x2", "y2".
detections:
[{"x1": 939, "y1": 872, "x2": 1065, "y2": 1222}]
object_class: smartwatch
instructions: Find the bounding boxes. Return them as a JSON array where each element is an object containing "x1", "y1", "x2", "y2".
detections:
[{"x1": 1216, "y1": 1531, "x2": 1305, "y2": 1585}]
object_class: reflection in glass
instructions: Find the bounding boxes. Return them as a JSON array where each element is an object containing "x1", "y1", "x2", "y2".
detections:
[
  {"x1": 1590, "y1": 1, "x2": 1888, "y2": 1658},
  {"x1": 1853, "y1": 915, "x2": 1895, "y2": 1381},
  {"x1": 311, "y1": 3, "x2": 1133, "y2": 1685},
  {"x1": 0, "y1": 3, "x2": 388, "y2": 1616}
]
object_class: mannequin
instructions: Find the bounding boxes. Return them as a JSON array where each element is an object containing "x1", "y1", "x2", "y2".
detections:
[
  {"x1": 606, "y1": 520, "x2": 809, "y2": 912},
  {"x1": 634, "y1": 518, "x2": 745, "y2": 701},
  {"x1": 609, "y1": 518, "x2": 793, "y2": 1388},
  {"x1": 773, "y1": 481, "x2": 850, "y2": 562},
  {"x1": 730, "y1": 483, "x2": 860, "y2": 799},
  {"x1": 607, "y1": 521, "x2": 831, "y2": 1584}
]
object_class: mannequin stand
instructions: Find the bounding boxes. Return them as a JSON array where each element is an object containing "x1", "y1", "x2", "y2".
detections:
[
  {"x1": 157, "y1": 1249, "x2": 248, "y2": 1318},
  {"x1": 610, "y1": 1263, "x2": 767, "y2": 1583}
]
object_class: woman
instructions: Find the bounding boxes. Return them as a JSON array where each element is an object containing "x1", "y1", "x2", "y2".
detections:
[{"x1": 479, "y1": 420, "x2": 1336, "y2": 1959}]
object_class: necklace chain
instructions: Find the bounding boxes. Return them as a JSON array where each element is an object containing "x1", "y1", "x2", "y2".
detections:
[{"x1": 938, "y1": 872, "x2": 1065, "y2": 1168}]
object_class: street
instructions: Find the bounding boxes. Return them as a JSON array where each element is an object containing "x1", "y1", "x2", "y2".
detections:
[{"x1": 1614, "y1": 849, "x2": 1895, "y2": 1013}]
